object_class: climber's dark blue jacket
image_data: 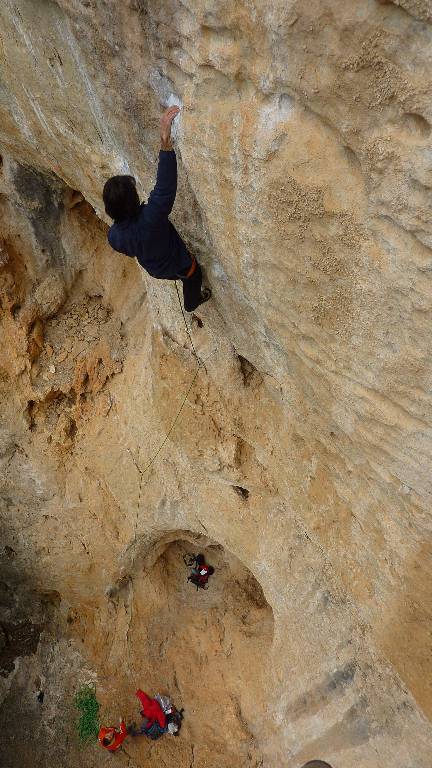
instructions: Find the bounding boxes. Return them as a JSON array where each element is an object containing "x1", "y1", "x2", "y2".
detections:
[{"x1": 107, "y1": 150, "x2": 192, "y2": 279}]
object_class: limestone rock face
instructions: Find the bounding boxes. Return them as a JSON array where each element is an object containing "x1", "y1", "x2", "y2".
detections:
[{"x1": 0, "y1": 2, "x2": 432, "y2": 767}]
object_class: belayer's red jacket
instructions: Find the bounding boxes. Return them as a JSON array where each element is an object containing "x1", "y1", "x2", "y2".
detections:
[{"x1": 135, "y1": 689, "x2": 167, "y2": 729}]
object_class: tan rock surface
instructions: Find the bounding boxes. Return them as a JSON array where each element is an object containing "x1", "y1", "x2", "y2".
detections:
[{"x1": 0, "y1": 1, "x2": 432, "y2": 767}]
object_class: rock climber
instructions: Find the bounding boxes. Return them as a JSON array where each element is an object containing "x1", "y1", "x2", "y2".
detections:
[
  {"x1": 103, "y1": 106, "x2": 211, "y2": 312},
  {"x1": 185, "y1": 552, "x2": 215, "y2": 590},
  {"x1": 128, "y1": 689, "x2": 182, "y2": 739},
  {"x1": 98, "y1": 718, "x2": 128, "y2": 752}
]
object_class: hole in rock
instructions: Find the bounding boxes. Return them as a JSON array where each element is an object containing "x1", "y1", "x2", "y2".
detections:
[
  {"x1": 237, "y1": 354, "x2": 263, "y2": 388},
  {"x1": 232, "y1": 484, "x2": 250, "y2": 500},
  {"x1": 124, "y1": 536, "x2": 274, "y2": 766},
  {"x1": 64, "y1": 188, "x2": 85, "y2": 211},
  {"x1": 0, "y1": 620, "x2": 42, "y2": 674},
  {"x1": 40, "y1": 590, "x2": 61, "y2": 609},
  {"x1": 402, "y1": 112, "x2": 431, "y2": 137},
  {"x1": 343, "y1": 144, "x2": 362, "y2": 173},
  {"x1": 301, "y1": 762, "x2": 333, "y2": 768},
  {"x1": 279, "y1": 93, "x2": 294, "y2": 113},
  {"x1": 4, "y1": 546, "x2": 16, "y2": 559},
  {"x1": 68, "y1": 418, "x2": 77, "y2": 439},
  {"x1": 25, "y1": 399, "x2": 37, "y2": 431}
]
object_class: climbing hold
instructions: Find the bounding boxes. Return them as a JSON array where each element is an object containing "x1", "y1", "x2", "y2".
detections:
[{"x1": 232, "y1": 485, "x2": 250, "y2": 500}]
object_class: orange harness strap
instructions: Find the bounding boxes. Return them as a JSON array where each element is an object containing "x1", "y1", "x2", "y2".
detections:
[{"x1": 184, "y1": 256, "x2": 197, "y2": 279}]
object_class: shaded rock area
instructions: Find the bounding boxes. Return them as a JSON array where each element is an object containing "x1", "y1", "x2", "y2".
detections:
[{"x1": 0, "y1": 1, "x2": 432, "y2": 767}]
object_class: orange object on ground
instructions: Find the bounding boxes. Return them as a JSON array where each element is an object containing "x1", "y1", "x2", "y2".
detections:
[{"x1": 98, "y1": 720, "x2": 128, "y2": 751}]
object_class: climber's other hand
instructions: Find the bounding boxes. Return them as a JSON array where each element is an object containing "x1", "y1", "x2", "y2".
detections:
[{"x1": 160, "y1": 106, "x2": 180, "y2": 150}]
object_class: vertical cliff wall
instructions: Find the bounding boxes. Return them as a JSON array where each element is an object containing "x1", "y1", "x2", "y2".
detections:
[{"x1": 0, "y1": 2, "x2": 432, "y2": 767}]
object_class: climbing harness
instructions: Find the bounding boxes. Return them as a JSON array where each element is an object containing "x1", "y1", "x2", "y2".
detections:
[{"x1": 184, "y1": 255, "x2": 197, "y2": 278}]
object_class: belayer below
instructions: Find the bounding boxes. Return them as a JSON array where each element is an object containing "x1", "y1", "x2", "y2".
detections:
[
  {"x1": 103, "y1": 106, "x2": 211, "y2": 313},
  {"x1": 128, "y1": 689, "x2": 183, "y2": 740},
  {"x1": 98, "y1": 718, "x2": 128, "y2": 751},
  {"x1": 184, "y1": 552, "x2": 215, "y2": 590}
]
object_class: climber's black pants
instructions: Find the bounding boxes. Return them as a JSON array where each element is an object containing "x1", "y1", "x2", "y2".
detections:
[{"x1": 177, "y1": 262, "x2": 203, "y2": 312}]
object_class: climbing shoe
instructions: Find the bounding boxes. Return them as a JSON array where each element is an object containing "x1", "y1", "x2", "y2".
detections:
[{"x1": 199, "y1": 287, "x2": 212, "y2": 306}]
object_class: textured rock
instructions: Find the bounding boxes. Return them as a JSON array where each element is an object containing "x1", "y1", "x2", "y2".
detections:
[
  {"x1": 0, "y1": 1, "x2": 432, "y2": 767},
  {"x1": 33, "y1": 273, "x2": 66, "y2": 319}
]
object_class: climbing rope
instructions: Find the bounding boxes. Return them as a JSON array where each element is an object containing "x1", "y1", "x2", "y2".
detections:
[
  {"x1": 174, "y1": 280, "x2": 207, "y2": 374},
  {"x1": 125, "y1": 361, "x2": 200, "y2": 550},
  {"x1": 127, "y1": 364, "x2": 200, "y2": 478},
  {"x1": 113, "y1": 286, "x2": 210, "y2": 664},
  {"x1": 118, "y1": 282, "x2": 210, "y2": 556},
  {"x1": 125, "y1": 281, "x2": 208, "y2": 485}
]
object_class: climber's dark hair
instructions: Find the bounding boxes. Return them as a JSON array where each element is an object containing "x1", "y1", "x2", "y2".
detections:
[
  {"x1": 103, "y1": 175, "x2": 140, "y2": 222},
  {"x1": 102, "y1": 737, "x2": 112, "y2": 747},
  {"x1": 207, "y1": 566, "x2": 214, "y2": 576}
]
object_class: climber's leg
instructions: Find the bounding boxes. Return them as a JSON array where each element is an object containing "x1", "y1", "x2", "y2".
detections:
[
  {"x1": 181, "y1": 262, "x2": 203, "y2": 312},
  {"x1": 179, "y1": 262, "x2": 211, "y2": 312}
]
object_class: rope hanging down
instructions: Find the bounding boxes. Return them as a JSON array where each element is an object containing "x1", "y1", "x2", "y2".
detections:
[
  {"x1": 126, "y1": 361, "x2": 200, "y2": 534},
  {"x1": 127, "y1": 365, "x2": 200, "y2": 478},
  {"x1": 128, "y1": 280, "x2": 206, "y2": 479},
  {"x1": 174, "y1": 280, "x2": 207, "y2": 374},
  {"x1": 122, "y1": 282, "x2": 209, "y2": 551}
]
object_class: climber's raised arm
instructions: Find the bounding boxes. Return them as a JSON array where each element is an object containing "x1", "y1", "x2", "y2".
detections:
[
  {"x1": 144, "y1": 106, "x2": 180, "y2": 224},
  {"x1": 103, "y1": 103, "x2": 211, "y2": 312},
  {"x1": 160, "y1": 106, "x2": 180, "y2": 151}
]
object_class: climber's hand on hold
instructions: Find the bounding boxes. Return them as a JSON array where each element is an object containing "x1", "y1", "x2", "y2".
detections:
[{"x1": 160, "y1": 106, "x2": 180, "y2": 151}]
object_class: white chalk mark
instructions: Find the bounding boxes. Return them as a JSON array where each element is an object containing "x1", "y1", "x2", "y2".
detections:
[
  {"x1": 22, "y1": 85, "x2": 59, "y2": 143},
  {"x1": 56, "y1": 17, "x2": 115, "y2": 151},
  {"x1": 6, "y1": 0, "x2": 38, "y2": 63},
  {"x1": 8, "y1": 94, "x2": 37, "y2": 146},
  {"x1": 148, "y1": 69, "x2": 183, "y2": 141}
]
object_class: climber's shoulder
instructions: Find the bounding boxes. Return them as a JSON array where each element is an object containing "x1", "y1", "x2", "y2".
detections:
[{"x1": 107, "y1": 210, "x2": 148, "y2": 256}]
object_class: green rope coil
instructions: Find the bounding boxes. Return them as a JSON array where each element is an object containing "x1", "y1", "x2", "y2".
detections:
[{"x1": 74, "y1": 683, "x2": 101, "y2": 745}]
